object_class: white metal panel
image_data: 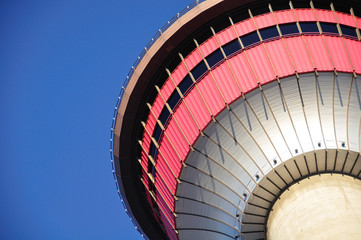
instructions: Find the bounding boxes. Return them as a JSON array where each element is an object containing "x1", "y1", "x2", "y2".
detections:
[
  {"x1": 280, "y1": 76, "x2": 314, "y2": 153},
  {"x1": 240, "y1": 87, "x2": 293, "y2": 163},
  {"x1": 262, "y1": 81, "x2": 302, "y2": 158},
  {"x1": 317, "y1": 72, "x2": 337, "y2": 149},
  {"x1": 334, "y1": 73, "x2": 353, "y2": 148},
  {"x1": 348, "y1": 77, "x2": 361, "y2": 152},
  {"x1": 298, "y1": 73, "x2": 325, "y2": 150}
]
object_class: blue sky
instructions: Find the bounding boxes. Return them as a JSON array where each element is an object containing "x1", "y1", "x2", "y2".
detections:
[{"x1": 0, "y1": 0, "x2": 194, "y2": 239}]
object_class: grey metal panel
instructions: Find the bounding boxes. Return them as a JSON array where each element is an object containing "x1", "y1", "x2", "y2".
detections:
[
  {"x1": 304, "y1": 151, "x2": 317, "y2": 174},
  {"x1": 180, "y1": 165, "x2": 247, "y2": 207},
  {"x1": 215, "y1": 107, "x2": 273, "y2": 176},
  {"x1": 175, "y1": 197, "x2": 237, "y2": 227},
  {"x1": 184, "y1": 151, "x2": 249, "y2": 195},
  {"x1": 326, "y1": 149, "x2": 337, "y2": 171},
  {"x1": 343, "y1": 151, "x2": 359, "y2": 173},
  {"x1": 193, "y1": 133, "x2": 254, "y2": 189},
  {"x1": 317, "y1": 72, "x2": 337, "y2": 149},
  {"x1": 334, "y1": 149, "x2": 348, "y2": 172},
  {"x1": 315, "y1": 148, "x2": 327, "y2": 172},
  {"x1": 203, "y1": 121, "x2": 261, "y2": 181},
  {"x1": 178, "y1": 229, "x2": 234, "y2": 240},
  {"x1": 177, "y1": 72, "x2": 361, "y2": 239},
  {"x1": 176, "y1": 214, "x2": 238, "y2": 237}
]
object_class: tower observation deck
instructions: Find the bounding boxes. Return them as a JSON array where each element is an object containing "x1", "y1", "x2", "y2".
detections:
[{"x1": 111, "y1": 0, "x2": 361, "y2": 239}]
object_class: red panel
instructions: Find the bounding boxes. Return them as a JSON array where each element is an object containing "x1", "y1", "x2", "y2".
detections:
[
  {"x1": 183, "y1": 87, "x2": 210, "y2": 131},
  {"x1": 234, "y1": 18, "x2": 256, "y2": 36},
  {"x1": 211, "y1": 63, "x2": 242, "y2": 104},
  {"x1": 254, "y1": 12, "x2": 276, "y2": 29},
  {"x1": 246, "y1": 45, "x2": 276, "y2": 84},
  {"x1": 284, "y1": 37, "x2": 313, "y2": 73},
  {"x1": 172, "y1": 64, "x2": 188, "y2": 86},
  {"x1": 156, "y1": 189, "x2": 175, "y2": 229},
  {"x1": 173, "y1": 102, "x2": 199, "y2": 145},
  {"x1": 142, "y1": 131, "x2": 151, "y2": 154},
  {"x1": 155, "y1": 169, "x2": 174, "y2": 207},
  {"x1": 199, "y1": 36, "x2": 218, "y2": 58},
  {"x1": 264, "y1": 40, "x2": 295, "y2": 78},
  {"x1": 152, "y1": 95, "x2": 164, "y2": 118},
  {"x1": 160, "y1": 137, "x2": 179, "y2": 171},
  {"x1": 336, "y1": 11, "x2": 356, "y2": 27},
  {"x1": 184, "y1": 49, "x2": 203, "y2": 71},
  {"x1": 144, "y1": 112, "x2": 157, "y2": 142},
  {"x1": 217, "y1": 26, "x2": 237, "y2": 46},
  {"x1": 315, "y1": 9, "x2": 336, "y2": 23},
  {"x1": 228, "y1": 52, "x2": 258, "y2": 93},
  {"x1": 141, "y1": 151, "x2": 148, "y2": 171},
  {"x1": 344, "y1": 39, "x2": 361, "y2": 74},
  {"x1": 274, "y1": 9, "x2": 296, "y2": 25},
  {"x1": 156, "y1": 200, "x2": 177, "y2": 240},
  {"x1": 165, "y1": 118, "x2": 189, "y2": 159},
  {"x1": 324, "y1": 36, "x2": 352, "y2": 72},
  {"x1": 294, "y1": 9, "x2": 316, "y2": 22},
  {"x1": 160, "y1": 79, "x2": 175, "y2": 101},
  {"x1": 196, "y1": 75, "x2": 225, "y2": 116},
  {"x1": 157, "y1": 148, "x2": 178, "y2": 183},
  {"x1": 304, "y1": 36, "x2": 333, "y2": 71}
]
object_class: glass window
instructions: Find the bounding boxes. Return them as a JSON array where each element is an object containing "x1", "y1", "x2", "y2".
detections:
[
  {"x1": 158, "y1": 107, "x2": 170, "y2": 125},
  {"x1": 279, "y1": 23, "x2": 300, "y2": 35},
  {"x1": 340, "y1": 25, "x2": 358, "y2": 38},
  {"x1": 222, "y1": 39, "x2": 242, "y2": 57},
  {"x1": 241, "y1": 31, "x2": 260, "y2": 47},
  {"x1": 178, "y1": 75, "x2": 193, "y2": 94},
  {"x1": 167, "y1": 91, "x2": 181, "y2": 110},
  {"x1": 205, "y1": 49, "x2": 224, "y2": 68},
  {"x1": 300, "y1": 22, "x2": 319, "y2": 33},
  {"x1": 191, "y1": 61, "x2": 207, "y2": 80},
  {"x1": 320, "y1": 22, "x2": 338, "y2": 34},
  {"x1": 259, "y1": 26, "x2": 279, "y2": 40}
]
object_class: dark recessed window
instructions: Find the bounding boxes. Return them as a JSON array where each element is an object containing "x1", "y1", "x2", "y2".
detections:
[
  {"x1": 205, "y1": 49, "x2": 224, "y2": 68},
  {"x1": 222, "y1": 39, "x2": 242, "y2": 57},
  {"x1": 191, "y1": 61, "x2": 207, "y2": 80},
  {"x1": 153, "y1": 125, "x2": 162, "y2": 143},
  {"x1": 279, "y1": 23, "x2": 299, "y2": 35},
  {"x1": 149, "y1": 143, "x2": 157, "y2": 162},
  {"x1": 158, "y1": 107, "x2": 170, "y2": 125},
  {"x1": 167, "y1": 91, "x2": 181, "y2": 110},
  {"x1": 241, "y1": 31, "x2": 260, "y2": 47},
  {"x1": 259, "y1": 26, "x2": 279, "y2": 41},
  {"x1": 300, "y1": 22, "x2": 319, "y2": 33},
  {"x1": 340, "y1": 24, "x2": 358, "y2": 38},
  {"x1": 320, "y1": 22, "x2": 338, "y2": 34},
  {"x1": 178, "y1": 75, "x2": 194, "y2": 94}
]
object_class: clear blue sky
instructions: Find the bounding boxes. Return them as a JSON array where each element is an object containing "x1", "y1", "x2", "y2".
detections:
[{"x1": 0, "y1": 0, "x2": 194, "y2": 239}]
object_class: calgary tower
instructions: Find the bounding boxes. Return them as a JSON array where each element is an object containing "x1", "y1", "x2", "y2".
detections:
[{"x1": 111, "y1": 0, "x2": 361, "y2": 239}]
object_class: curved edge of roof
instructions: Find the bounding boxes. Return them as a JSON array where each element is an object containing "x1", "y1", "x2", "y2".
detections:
[
  {"x1": 111, "y1": 0, "x2": 361, "y2": 239},
  {"x1": 113, "y1": 1, "x2": 256, "y2": 239}
]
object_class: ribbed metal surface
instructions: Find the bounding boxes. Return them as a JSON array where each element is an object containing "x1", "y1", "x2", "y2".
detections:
[{"x1": 176, "y1": 73, "x2": 361, "y2": 239}]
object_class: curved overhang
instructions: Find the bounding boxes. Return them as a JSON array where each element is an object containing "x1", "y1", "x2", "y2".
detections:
[{"x1": 112, "y1": 0, "x2": 361, "y2": 239}]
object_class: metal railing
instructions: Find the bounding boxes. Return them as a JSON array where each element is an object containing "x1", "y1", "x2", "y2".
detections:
[{"x1": 109, "y1": 0, "x2": 207, "y2": 238}]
